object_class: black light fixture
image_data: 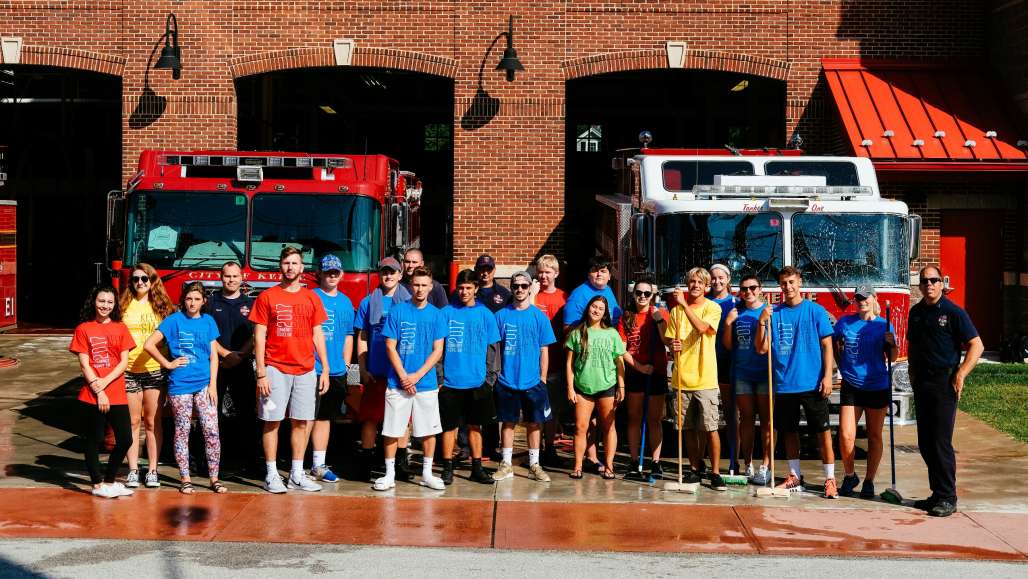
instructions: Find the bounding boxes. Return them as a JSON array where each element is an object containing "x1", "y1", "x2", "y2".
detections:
[
  {"x1": 495, "y1": 15, "x2": 524, "y2": 82},
  {"x1": 154, "y1": 13, "x2": 182, "y2": 78}
]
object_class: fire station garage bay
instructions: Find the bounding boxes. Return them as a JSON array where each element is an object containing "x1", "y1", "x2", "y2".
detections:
[{"x1": 0, "y1": 2, "x2": 1025, "y2": 348}]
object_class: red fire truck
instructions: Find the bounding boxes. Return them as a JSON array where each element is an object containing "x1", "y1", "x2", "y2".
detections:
[
  {"x1": 106, "y1": 150, "x2": 423, "y2": 305},
  {"x1": 597, "y1": 134, "x2": 922, "y2": 421}
]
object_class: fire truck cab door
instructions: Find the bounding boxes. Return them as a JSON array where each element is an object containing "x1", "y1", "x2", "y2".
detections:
[{"x1": 387, "y1": 202, "x2": 408, "y2": 259}]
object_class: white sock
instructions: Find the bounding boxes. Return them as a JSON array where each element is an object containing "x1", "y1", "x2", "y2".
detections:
[
  {"x1": 502, "y1": 447, "x2": 513, "y2": 465},
  {"x1": 266, "y1": 461, "x2": 277, "y2": 478},
  {"x1": 528, "y1": 448, "x2": 540, "y2": 466},
  {"x1": 313, "y1": 451, "x2": 326, "y2": 468},
  {"x1": 824, "y1": 463, "x2": 835, "y2": 480},
  {"x1": 423, "y1": 457, "x2": 434, "y2": 479},
  {"x1": 788, "y1": 459, "x2": 801, "y2": 477},
  {"x1": 291, "y1": 460, "x2": 304, "y2": 479},
  {"x1": 384, "y1": 458, "x2": 396, "y2": 479}
]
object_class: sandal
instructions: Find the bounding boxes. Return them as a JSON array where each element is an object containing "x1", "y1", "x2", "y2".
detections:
[
  {"x1": 179, "y1": 481, "x2": 195, "y2": 495},
  {"x1": 601, "y1": 468, "x2": 616, "y2": 480},
  {"x1": 569, "y1": 470, "x2": 583, "y2": 479},
  {"x1": 210, "y1": 480, "x2": 228, "y2": 494}
]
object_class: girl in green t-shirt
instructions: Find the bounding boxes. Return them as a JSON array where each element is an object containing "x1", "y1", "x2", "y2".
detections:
[{"x1": 565, "y1": 295, "x2": 626, "y2": 479}]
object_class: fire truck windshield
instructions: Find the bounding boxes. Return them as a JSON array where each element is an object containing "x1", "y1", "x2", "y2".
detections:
[
  {"x1": 792, "y1": 213, "x2": 908, "y2": 287},
  {"x1": 655, "y1": 212, "x2": 784, "y2": 287},
  {"x1": 250, "y1": 193, "x2": 381, "y2": 272},
  {"x1": 125, "y1": 191, "x2": 247, "y2": 269}
]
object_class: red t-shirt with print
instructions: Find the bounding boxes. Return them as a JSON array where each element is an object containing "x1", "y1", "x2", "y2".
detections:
[
  {"x1": 535, "y1": 289, "x2": 567, "y2": 375},
  {"x1": 69, "y1": 320, "x2": 136, "y2": 406},
  {"x1": 617, "y1": 308, "x2": 668, "y2": 370},
  {"x1": 250, "y1": 285, "x2": 328, "y2": 375}
]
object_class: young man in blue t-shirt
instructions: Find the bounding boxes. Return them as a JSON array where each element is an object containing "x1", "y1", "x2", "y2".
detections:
[
  {"x1": 563, "y1": 256, "x2": 622, "y2": 329},
  {"x1": 375, "y1": 267, "x2": 448, "y2": 491},
  {"x1": 439, "y1": 269, "x2": 501, "y2": 485},
  {"x1": 756, "y1": 266, "x2": 838, "y2": 498},
  {"x1": 721, "y1": 274, "x2": 771, "y2": 485},
  {"x1": 494, "y1": 271, "x2": 557, "y2": 483},
  {"x1": 308, "y1": 254, "x2": 355, "y2": 483}
]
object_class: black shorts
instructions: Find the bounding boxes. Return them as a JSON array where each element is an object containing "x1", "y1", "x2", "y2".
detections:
[
  {"x1": 624, "y1": 367, "x2": 669, "y2": 396},
  {"x1": 574, "y1": 384, "x2": 616, "y2": 400},
  {"x1": 314, "y1": 376, "x2": 349, "y2": 421},
  {"x1": 716, "y1": 354, "x2": 731, "y2": 385},
  {"x1": 439, "y1": 385, "x2": 496, "y2": 430},
  {"x1": 839, "y1": 380, "x2": 890, "y2": 410},
  {"x1": 774, "y1": 390, "x2": 831, "y2": 433}
]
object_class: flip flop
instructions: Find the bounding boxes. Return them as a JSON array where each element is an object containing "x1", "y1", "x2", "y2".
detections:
[
  {"x1": 601, "y1": 469, "x2": 616, "y2": 480},
  {"x1": 569, "y1": 470, "x2": 583, "y2": 479}
]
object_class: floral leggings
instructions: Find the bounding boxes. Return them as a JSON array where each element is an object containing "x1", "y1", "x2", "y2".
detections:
[{"x1": 169, "y1": 390, "x2": 221, "y2": 479}]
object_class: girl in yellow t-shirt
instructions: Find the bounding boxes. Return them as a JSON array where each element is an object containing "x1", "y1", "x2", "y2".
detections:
[{"x1": 119, "y1": 262, "x2": 176, "y2": 489}]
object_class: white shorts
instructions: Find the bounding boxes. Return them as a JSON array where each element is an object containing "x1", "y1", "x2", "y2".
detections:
[
  {"x1": 382, "y1": 387, "x2": 442, "y2": 439},
  {"x1": 258, "y1": 366, "x2": 317, "y2": 422}
]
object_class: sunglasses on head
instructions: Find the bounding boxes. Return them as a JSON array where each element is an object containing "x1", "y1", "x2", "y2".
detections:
[
  {"x1": 511, "y1": 283, "x2": 531, "y2": 290},
  {"x1": 634, "y1": 290, "x2": 652, "y2": 298},
  {"x1": 131, "y1": 275, "x2": 151, "y2": 284},
  {"x1": 920, "y1": 277, "x2": 943, "y2": 285},
  {"x1": 739, "y1": 285, "x2": 760, "y2": 293}
]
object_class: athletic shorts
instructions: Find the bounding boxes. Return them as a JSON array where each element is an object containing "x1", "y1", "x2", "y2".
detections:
[
  {"x1": 734, "y1": 378, "x2": 769, "y2": 396},
  {"x1": 671, "y1": 388, "x2": 720, "y2": 432},
  {"x1": 259, "y1": 366, "x2": 316, "y2": 422},
  {"x1": 774, "y1": 390, "x2": 831, "y2": 433},
  {"x1": 356, "y1": 378, "x2": 387, "y2": 423},
  {"x1": 716, "y1": 354, "x2": 731, "y2": 385},
  {"x1": 124, "y1": 370, "x2": 165, "y2": 394},
  {"x1": 383, "y1": 388, "x2": 442, "y2": 439},
  {"x1": 314, "y1": 376, "x2": 349, "y2": 421},
  {"x1": 439, "y1": 385, "x2": 496, "y2": 430},
  {"x1": 839, "y1": 380, "x2": 890, "y2": 410},
  {"x1": 625, "y1": 366, "x2": 669, "y2": 396},
  {"x1": 495, "y1": 382, "x2": 552, "y2": 425},
  {"x1": 574, "y1": 384, "x2": 616, "y2": 400}
]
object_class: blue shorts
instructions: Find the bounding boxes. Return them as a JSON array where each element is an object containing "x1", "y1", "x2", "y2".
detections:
[
  {"x1": 735, "y1": 378, "x2": 769, "y2": 396},
  {"x1": 495, "y1": 382, "x2": 552, "y2": 425}
]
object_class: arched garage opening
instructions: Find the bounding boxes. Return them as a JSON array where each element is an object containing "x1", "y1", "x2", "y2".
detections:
[
  {"x1": 0, "y1": 65, "x2": 122, "y2": 326},
  {"x1": 564, "y1": 69, "x2": 786, "y2": 282},
  {"x1": 236, "y1": 68, "x2": 455, "y2": 272}
]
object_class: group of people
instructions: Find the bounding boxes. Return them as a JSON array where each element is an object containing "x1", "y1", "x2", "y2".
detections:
[{"x1": 71, "y1": 247, "x2": 982, "y2": 518}]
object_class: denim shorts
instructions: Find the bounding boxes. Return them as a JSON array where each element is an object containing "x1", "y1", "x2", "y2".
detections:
[{"x1": 734, "y1": 378, "x2": 769, "y2": 396}]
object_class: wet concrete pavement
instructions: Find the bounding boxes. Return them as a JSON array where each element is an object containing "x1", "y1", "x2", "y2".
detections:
[{"x1": 0, "y1": 335, "x2": 1026, "y2": 561}]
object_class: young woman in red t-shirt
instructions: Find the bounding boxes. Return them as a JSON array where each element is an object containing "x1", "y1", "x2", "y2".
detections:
[
  {"x1": 617, "y1": 276, "x2": 669, "y2": 481},
  {"x1": 69, "y1": 285, "x2": 137, "y2": 499}
]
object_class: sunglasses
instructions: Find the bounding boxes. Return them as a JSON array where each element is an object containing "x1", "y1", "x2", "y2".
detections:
[
  {"x1": 739, "y1": 285, "x2": 760, "y2": 293},
  {"x1": 511, "y1": 283, "x2": 531, "y2": 290},
  {"x1": 634, "y1": 290, "x2": 653, "y2": 298},
  {"x1": 919, "y1": 277, "x2": 943, "y2": 285},
  {"x1": 130, "y1": 275, "x2": 151, "y2": 284}
]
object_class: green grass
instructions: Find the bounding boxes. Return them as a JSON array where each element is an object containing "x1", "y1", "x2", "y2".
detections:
[{"x1": 959, "y1": 364, "x2": 1028, "y2": 444}]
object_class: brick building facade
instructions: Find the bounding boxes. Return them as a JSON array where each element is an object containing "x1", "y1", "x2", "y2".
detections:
[{"x1": 1, "y1": 1, "x2": 1025, "y2": 341}]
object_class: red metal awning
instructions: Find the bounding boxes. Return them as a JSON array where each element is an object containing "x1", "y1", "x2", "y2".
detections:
[{"x1": 822, "y1": 59, "x2": 1028, "y2": 172}]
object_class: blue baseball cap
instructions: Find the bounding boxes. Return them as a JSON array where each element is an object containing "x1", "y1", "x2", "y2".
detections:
[{"x1": 320, "y1": 254, "x2": 343, "y2": 272}]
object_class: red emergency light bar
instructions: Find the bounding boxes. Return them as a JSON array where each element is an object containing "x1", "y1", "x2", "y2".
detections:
[
  {"x1": 640, "y1": 147, "x2": 804, "y2": 156},
  {"x1": 157, "y1": 153, "x2": 353, "y2": 169}
]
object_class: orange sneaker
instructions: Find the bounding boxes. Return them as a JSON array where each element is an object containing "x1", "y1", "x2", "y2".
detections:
[
  {"x1": 775, "y1": 473, "x2": 805, "y2": 492},
  {"x1": 823, "y1": 477, "x2": 839, "y2": 499}
]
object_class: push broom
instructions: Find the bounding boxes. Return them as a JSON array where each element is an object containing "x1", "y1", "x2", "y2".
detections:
[
  {"x1": 664, "y1": 299, "x2": 699, "y2": 494},
  {"x1": 880, "y1": 302, "x2": 904, "y2": 505},
  {"x1": 722, "y1": 348, "x2": 748, "y2": 486},
  {"x1": 756, "y1": 308, "x2": 789, "y2": 498}
]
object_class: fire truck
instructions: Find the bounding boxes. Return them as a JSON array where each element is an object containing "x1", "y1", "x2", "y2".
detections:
[
  {"x1": 106, "y1": 150, "x2": 423, "y2": 305},
  {"x1": 597, "y1": 133, "x2": 921, "y2": 422}
]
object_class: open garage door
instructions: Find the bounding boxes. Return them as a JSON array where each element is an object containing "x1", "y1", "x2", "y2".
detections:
[{"x1": 237, "y1": 68, "x2": 454, "y2": 273}]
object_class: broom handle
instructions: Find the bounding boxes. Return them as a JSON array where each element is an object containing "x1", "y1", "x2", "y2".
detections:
[
  {"x1": 886, "y1": 303, "x2": 897, "y2": 489},
  {"x1": 766, "y1": 308, "x2": 775, "y2": 486},
  {"x1": 668, "y1": 303, "x2": 684, "y2": 484}
]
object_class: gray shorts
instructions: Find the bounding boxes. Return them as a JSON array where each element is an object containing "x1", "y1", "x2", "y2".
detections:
[{"x1": 258, "y1": 366, "x2": 317, "y2": 422}]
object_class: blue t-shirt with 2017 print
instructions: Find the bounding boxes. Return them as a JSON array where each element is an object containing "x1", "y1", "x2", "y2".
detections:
[
  {"x1": 381, "y1": 302, "x2": 447, "y2": 392},
  {"x1": 442, "y1": 303, "x2": 500, "y2": 389},
  {"x1": 314, "y1": 288, "x2": 355, "y2": 377},
  {"x1": 354, "y1": 297, "x2": 395, "y2": 379},
  {"x1": 770, "y1": 300, "x2": 833, "y2": 394},
  {"x1": 732, "y1": 303, "x2": 768, "y2": 383},
  {"x1": 833, "y1": 314, "x2": 893, "y2": 391},
  {"x1": 563, "y1": 283, "x2": 622, "y2": 327},
  {"x1": 710, "y1": 294, "x2": 737, "y2": 362},
  {"x1": 157, "y1": 312, "x2": 221, "y2": 396},
  {"x1": 495, "y1": 305, "x2": 557, "y2": 391}
]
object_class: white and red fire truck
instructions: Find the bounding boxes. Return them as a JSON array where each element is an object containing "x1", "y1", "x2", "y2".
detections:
[
  {"x1": 107, "y1": 150, "x2": 423, "y2": 305},
  {"x1": 597, "y1": 133, "x2": 922, "y2": 422}
]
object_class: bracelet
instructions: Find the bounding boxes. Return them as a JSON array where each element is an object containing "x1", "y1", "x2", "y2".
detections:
[
  {"x1": 256, "y1": 374, "x2": 266, "y2": 379},
  {"x1": 89, "y1": 378, "x2": 99, "y2": 385}
]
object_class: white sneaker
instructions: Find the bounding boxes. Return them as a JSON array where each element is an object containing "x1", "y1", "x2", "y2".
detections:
[
  {"x1": 744, "y1": 463, "x2": 755, "y2": 478},
  {"x1": 264, "y1": 475, "x2": 287, "y2": 494},
  {"x1": 111, "y1": 482, "x2": 135, "y2": 497},
  {"x1": 91, "y1": 484, "x2": 120, "y2": 499},
  {"x1": 528, "y1": 463, "x2": 551, "y2": 483},
  {"x1": 144, "y1": 470, "x2": 161, "y2": 488},
  {"x1": 492, "y1": 462, "x2": 514, "y2": 481},
  {"x1": 287, "y1": 473, "x2": 322, "y2": 492},
  {"x1": 420, "y1": 475, "x2": 446, "y2": 491},
  {"x1": 373, "y1": 476, "x2": 396, "y2": 491},
  {"x1": 751, "y1": 464, "x2": 771, "y2": 486},
  {"x1": 125, "y1": 470, "x2": 140, "y2": 488}
]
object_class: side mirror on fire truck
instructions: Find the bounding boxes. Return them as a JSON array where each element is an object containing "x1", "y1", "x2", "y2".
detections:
[
  {"x1": 632, "y1": 213, "x2": 651, "y2": 269},
  {"x1": 908, "y1": 214, "x2": 922, "y2": 261}
]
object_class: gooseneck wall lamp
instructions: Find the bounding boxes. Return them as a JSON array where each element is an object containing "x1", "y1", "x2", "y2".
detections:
[
  {"x1": 153, "y1": 13, "x2": 182, "y2": 79},
  {"x1": 495, "y1": 15, "x2": 524, "y2": 82}
]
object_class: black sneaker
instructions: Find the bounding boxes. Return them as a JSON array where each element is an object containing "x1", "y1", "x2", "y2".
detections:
[
  {"x1": 623, "y1": 467, "x2": 645, "y2": 481},
  {"x1": 710, "y1": 473, "x2": 727, "y2": 491},
  {"x1": 929, "y1": 500, "x2": 957, "y2": 517},
  {"x1": 441, "y1": 460, "x2": 454, "y2": 486},
  {"x1": 914, "y1": 496, "x2": 939, "y2": 511},
  {"x1": 469, "y1": 468, "x2": 494, "y2": 485},
  {"x1": 684, "y1": 469, "x2": 702, "y2": 484},
  {"x1": 839, "y1": 473, "x2": 860, "y2": 497},
  {"x1": 396, "y1": 450, "x2": 415, "y2": 481},
  {"x1": 859, "y1": 480, "x2": 876, "y2": 499},
  {"x1": 649, "y1": 462, "x2": 664, "y2": 481}
]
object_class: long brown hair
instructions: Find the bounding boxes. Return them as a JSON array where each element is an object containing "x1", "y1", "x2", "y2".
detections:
[
  {"x1": 623, "y1": 275, "x2": 656, "y2": 337},
  {"x1": 571, "y1": 295, "x2": 612, "y2": 370},
  {"x1": 119, "y1": 262, "x2": 176, "y2": 320}
]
